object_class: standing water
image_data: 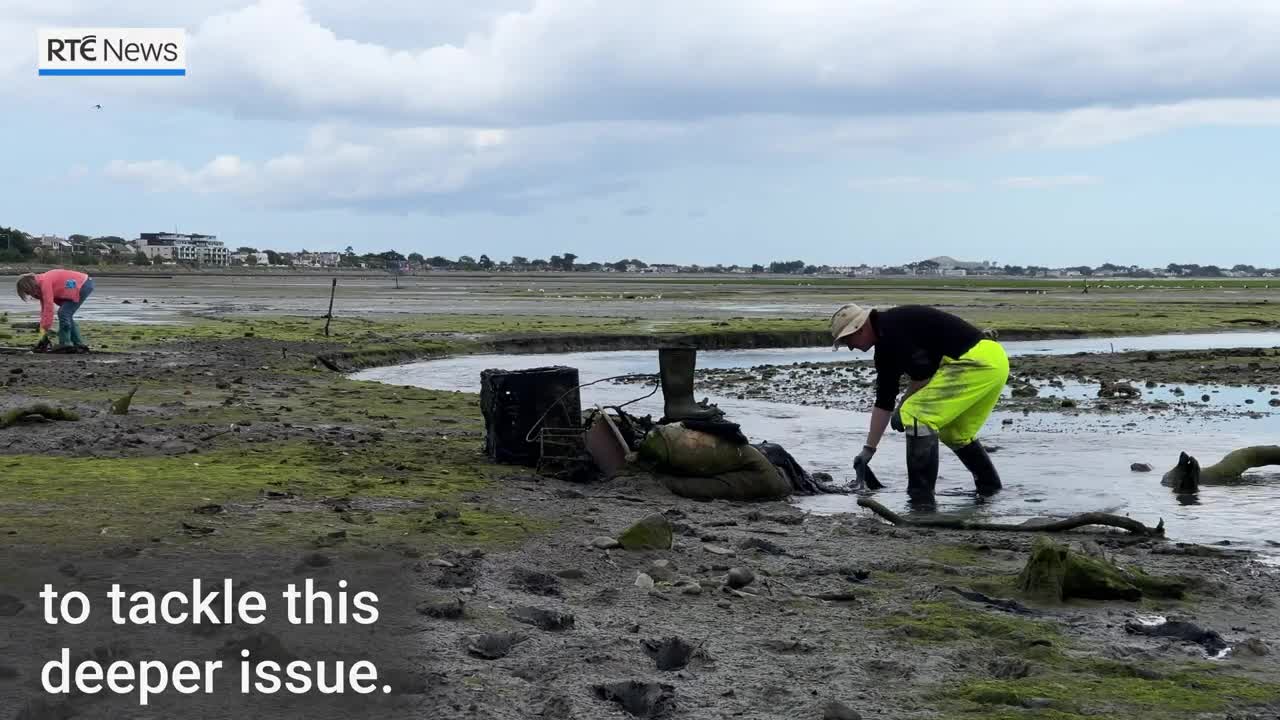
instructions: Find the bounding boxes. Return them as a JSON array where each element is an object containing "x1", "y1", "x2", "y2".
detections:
[{"x1": 352, "y1": 333, "x2": 1280, "y2": 559}]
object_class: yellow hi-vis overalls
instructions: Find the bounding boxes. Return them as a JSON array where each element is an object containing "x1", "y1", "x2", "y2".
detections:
[{"x1": 897, "y1": 338, "x2": 1009, "y2": 448}]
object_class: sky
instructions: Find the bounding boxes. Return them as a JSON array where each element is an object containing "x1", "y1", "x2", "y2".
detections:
[{"x1": 3, "y1": 1, "x2": 1280, "y2": 267}]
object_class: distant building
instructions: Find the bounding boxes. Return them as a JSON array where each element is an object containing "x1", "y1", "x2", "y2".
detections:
[
  {"x1": 232, "y1": 251, "x2": 270, "y2": 266},
  {"x1": 294, "y1": 251, "x2": 340, "y2": 268},
  {"x1": 138, "y1": 233, "x2": 229, "y2": 265},
  {"x1": 925, "y1": 256, "x2": 993, "y2": 271},
  {"x1": 33, "y1": 235, "x2": 72, "y2": 252}
]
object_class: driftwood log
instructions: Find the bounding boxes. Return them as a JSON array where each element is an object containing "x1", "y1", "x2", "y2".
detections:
[
  {"x1": 1162, "y1": 446, "x2": 1280, "y2": 493},
  {"x1": 857, "y1": 498, "x2": 1164, "y2": 537},
  {"x1": 0, "y1": 404, "x2": 80, "y2": 428},
  {"x1": 1017, "y1": 536, "x2": 1186, "y2": 603}
]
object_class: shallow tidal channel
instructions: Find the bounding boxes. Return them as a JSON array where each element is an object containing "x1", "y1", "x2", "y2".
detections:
[{"x1": 354, "y1": 331, "x2": 1280, "y2": 559}]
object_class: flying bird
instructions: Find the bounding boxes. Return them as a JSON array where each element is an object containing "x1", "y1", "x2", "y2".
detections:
[{"x1": 92, "y1": 104, "x2": 102, "y2": 110}]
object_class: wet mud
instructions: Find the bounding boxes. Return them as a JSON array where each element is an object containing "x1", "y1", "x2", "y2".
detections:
[{"x1": 4, "y1": 296, "x2": 1280, "y2": 717}]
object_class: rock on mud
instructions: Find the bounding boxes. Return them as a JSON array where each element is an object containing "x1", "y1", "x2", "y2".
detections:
[
  {"x1": 592, "y1": 536, "x2": 622, "y2": 550},
  {"x1": 417, "y1": 597, "x2": 466, "y2": 619},
  {"x1": 618, "y1": 514, "x2": 674, "y2": 550},
  {"x1": 509, "y1": 605, "x2": 575, "y2": 631},
  {"x1": 726, "y1": 568, "x2": 755, "y2": 589},
  {"x1": 466, "y1": 632, "x2": 526, "y2": 660},
  {"x1": 1238, "y1": 638, "x2": 1270, "y2": 656},
  {"x1": 592, "y1": 680, "x2": 676, "y2": 719},
  {"x1": 1099, "y1": 382, "x2": 1141, "y2": 399},
  {"x1": 647, "y1": 559, "x2": 679, "y2": 582},
  {"x1": 1130, "y1": 463, "x2": 1153, "y2": 472},
  {"x1": 739, "y1": 537, "x2": 786, "y2": 556}
]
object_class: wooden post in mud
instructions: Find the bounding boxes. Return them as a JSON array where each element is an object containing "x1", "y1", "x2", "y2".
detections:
[{"x1": 324, "y1": 278, "x2": 337, "y2": 337}]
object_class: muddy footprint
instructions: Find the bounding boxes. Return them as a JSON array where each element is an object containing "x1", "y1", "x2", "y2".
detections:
[{"x1": 592, "y1": 681, "x2": 676, "y2": 718}]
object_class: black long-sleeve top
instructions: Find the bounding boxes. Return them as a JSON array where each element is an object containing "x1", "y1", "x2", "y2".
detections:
[{"x1": 869, "y1": 305, "x2": 984, "y2": 411}]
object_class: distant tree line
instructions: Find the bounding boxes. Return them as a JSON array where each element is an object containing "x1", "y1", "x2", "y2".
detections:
[{"x1": 6, "y1": 223, "x2": 1280, "y2": 278}]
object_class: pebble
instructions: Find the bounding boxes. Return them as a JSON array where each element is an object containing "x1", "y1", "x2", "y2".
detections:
[
  {"x1": 635, "y1": 573, "x2": 655, "y2": 590},
  {"x1": 429, "y1": 559, "x2": 455, "y2": 568},
  {"x1": 681, "y1": 583, "x2": 703, "y2": 596},
  {"x1": 1130, "y1": 463, "x2": 1153, "y2": 472},
  {"x1": 1239, "y1": 638, "x2": 1270, "y2": 656},
  {"x1": 716, "y1": 600, "x2": 732, "y2": 610},
  {"x1": 592, "y1": 536, "x2": 622, "y2": 550},
  {"x1": 726, "y1": 568, "x2": 755, "y2": 590},
  {"x1": 704, "y1": 544, "x2": 736, "y2": 556}
]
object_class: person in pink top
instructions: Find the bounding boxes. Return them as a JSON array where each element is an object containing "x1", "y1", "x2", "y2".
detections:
[{"x1": 15, "y1": 268, "x2": 96, "y2": 352}]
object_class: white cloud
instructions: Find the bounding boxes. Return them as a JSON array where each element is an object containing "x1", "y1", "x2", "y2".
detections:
[
  {"x1": 99, "y1": 121, "x2": 670, "y2": 213},
  {"x1": 13, "y1": 1, "x2": 1280, "y2": 213},
  {"x1": 9, "y1": 0, "x2": 1280, "y2": 125},
  {"x1": 995, "y1": 175, "x2": 1102, "y2": 189}
]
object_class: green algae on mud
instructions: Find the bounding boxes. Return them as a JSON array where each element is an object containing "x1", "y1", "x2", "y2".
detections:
[
  {"x1": 0, "y1": 369, "x2": 550, "y2": 553},
  {"x1": 870, "y1": 600, "x2": 1061, "y2": 647},
  {"x1": 870, "y1": 589, "x2": 1279, "y2": 718},
  {"x1": 949, "y1": 664, "x2": 1280, "y2": 718}
]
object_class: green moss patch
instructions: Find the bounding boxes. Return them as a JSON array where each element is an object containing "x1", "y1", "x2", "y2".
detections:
[
  {"x1": 870, "y1": 600, "x2": 1061, "y2": 648},
  {"x1": 951, "y1": 665, "x2": 1280, "y2": 718},
  {"x1": 0, "y1": 432, "x2": 546, "y2": 550}
]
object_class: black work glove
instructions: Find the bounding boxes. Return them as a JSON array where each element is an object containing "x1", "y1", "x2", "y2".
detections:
[
  {"x1": 891, "y1": 407, "x2": 905, "y2": 432},
  {"x1": 33, "y1": 335, "x2": 51, "y2": 353},
  {"x1": 853, "y1": 444, "x2": 876, "y2": 471}
]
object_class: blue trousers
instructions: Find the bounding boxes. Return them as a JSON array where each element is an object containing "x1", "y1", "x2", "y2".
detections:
[{"x1": 57, "y1": 277, "x2": 94, "y2": 346}]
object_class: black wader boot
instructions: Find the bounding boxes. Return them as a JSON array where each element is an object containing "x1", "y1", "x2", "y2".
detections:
[
  {"x1": 905, "y1": 423, "x2": 939, "y2": 508},
  {"x1": 954, "y1": 440, "x2": 1002, "y2": 496},
  {"x1": 658, "y1": 348, "x2": 724, "y2": 423}
]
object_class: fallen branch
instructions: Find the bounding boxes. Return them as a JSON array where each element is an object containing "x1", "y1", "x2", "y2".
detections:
[
  {"x1": 1162, "y1": 446, "x2": 1280, "y2": 493},
  {"x1": 856, "y1": 498, "x2": 1164, "y2": 537},
  {"x1": 0, "y1": 404, "x2": 80, "y2": 428}
]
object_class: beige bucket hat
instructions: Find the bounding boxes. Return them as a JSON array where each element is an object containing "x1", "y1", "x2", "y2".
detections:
[{"x1": 830, "y1": 303, "x2": 871, "y2": 350}]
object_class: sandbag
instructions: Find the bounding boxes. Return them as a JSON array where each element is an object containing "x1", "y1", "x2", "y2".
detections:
[
  {"x1": 637, "y1": 424, "x2": 790, "y2": 501},
  {"x1": 638, "y1": 424, "x2": 757, "y2": 476}
]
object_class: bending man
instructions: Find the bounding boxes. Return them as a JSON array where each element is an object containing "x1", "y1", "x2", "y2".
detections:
[{"x1": 831, "y1": 303, "x2": 1008, "y2": 506}]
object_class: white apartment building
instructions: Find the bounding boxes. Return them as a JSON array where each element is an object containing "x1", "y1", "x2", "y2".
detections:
[{"x1": 138, "y1": 233, "x2": 229, "y2": 265}]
